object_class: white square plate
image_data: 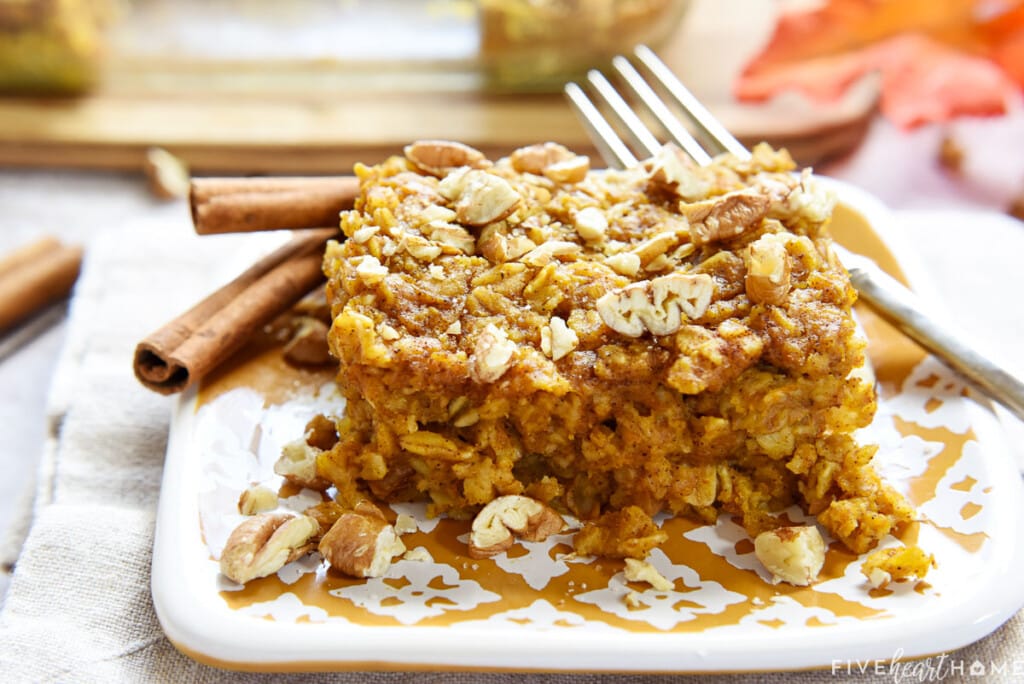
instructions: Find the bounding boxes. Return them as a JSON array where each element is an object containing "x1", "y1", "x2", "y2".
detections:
[{"x1": 152, "y1": 180, "x2": 1024, "y2": 673}]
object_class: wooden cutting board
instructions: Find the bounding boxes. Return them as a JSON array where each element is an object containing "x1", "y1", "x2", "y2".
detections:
[
  {"x1": 0, "y1": 0, "x2": 877, "y2": 174},
  {"x1": 0, "y1": 80, "x2": 601, "y2": 174}
]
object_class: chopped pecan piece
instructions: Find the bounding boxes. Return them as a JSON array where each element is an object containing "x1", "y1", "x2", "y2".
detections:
[
  {"x1": 237, "y1": 484, "x2": 278, "y2": 515},
  {"x1": 319, "y1": 510, "x2": 406, "y2": 578},
  {"x1": 745, "y1": 233, "x2": 792, "y2": 305},
  {"x1": 354, "y1": 255, "x2": 388, "y2": 284},
  {"x1": 404, "y1": 140, "x2": 490, "y2": 177},
  {"x1": 573, "y1": 206, "x2": 607, "y2": 242},
  {"x1": 623, "y1": 558, "x2": 673, "y2": 591},
  {"x1": 544, "y1": 155, "x2": 590, "y2": 183},
  {"x1": 275, "y1": 435, "x2": 331, "y2": 490},
  {"x1": 754, "y1": 525, "x2": 825, "y2": 586},
  {"x1": 283, "y1": 316, "x2": 332, "y2": 366},
  {"x1": 540, "y1": 315, "x2": 579, "y2": 361},
  {"x1": 604, "y1": 252, "x2": 641, "y2": 276},
  {"x1": 439, "y1": 168, "x2": 521, "y2": 227},
  {"x1": 645, "y1": 143, "x2": 709, "y2": 201},
  {"x1": 683, "y1": 190, "x2": 770, "y2": 246},
  {"x1": 219, "y1": 513, "x2": 319, "y2": 584},
  {"x1": 509, "y1": 142, "x2": 574, "y2": 174},
  {"x1": 468, "y1": 495, "x2": 564, "y2": 558},
  {"x1": 596, "y1": 272, "x2": 713, "y2": 337},
  {"x1": 470, "y1": 323, "x2": 517, "y2": 383},
  {"x1": 519, "y1": 240, "x2": 581, "y2": 267}
]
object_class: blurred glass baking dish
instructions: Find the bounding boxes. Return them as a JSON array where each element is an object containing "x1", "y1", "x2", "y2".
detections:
[
  {"x1": 0, "y1": 0, "x2": 115, "y2": 93},
  {"x1": 478, "y1": 0, "x2": 692, "y2": 91},
  {"x1": 0, "y1": 0, "x2": 690, "y2": 95}
]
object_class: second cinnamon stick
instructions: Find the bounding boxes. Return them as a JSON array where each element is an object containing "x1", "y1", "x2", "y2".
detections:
[
  {"x1": 190, "y1": 176, "x2": 359, "y2": 235},
  {"x1": 0, "y1": 237, "x2": 83, "y2": 332},
  {"x1": 133, "y1": 228, "x2": 337, "y2": 395}
]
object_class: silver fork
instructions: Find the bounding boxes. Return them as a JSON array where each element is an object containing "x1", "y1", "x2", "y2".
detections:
[{"x1": 565, "y1": 45, "x2": 1024, "y2": 422}]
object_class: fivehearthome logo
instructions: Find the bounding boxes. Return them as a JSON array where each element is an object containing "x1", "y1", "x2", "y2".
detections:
[{"x1": 831, "y1": 649, "x2": 1024, "y2": 681}]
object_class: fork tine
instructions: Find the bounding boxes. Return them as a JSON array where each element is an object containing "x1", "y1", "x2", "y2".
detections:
[
  {"x1": 611, "y1": 56, "x2": 713, "y2": 166},
  {"x1": 585, "y1": 70, "x2": 662, "y2": 160},
  {"x1": 564, "y1": 81, "x2": 639, "y2": 170},
  {"x1": 634, "y1": 45, "x2": 750, "y2": 160}
]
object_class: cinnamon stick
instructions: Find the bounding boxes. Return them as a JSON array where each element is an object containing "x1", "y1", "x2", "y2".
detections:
[
  {"x1": 0, "y1": 235, "x2": 63, "y2": 278},
  {"x1": 0, "y1": 237, "x2": 83, "y2": 332},
  {"x1": 133, "y1": 227, "x2": 337, "y2": 395},
  {"x1": 190, "y1": 176, "x2": 359, "y2": 235}
]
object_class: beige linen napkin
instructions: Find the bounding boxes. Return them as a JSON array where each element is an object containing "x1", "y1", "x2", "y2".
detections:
[{"x1": 0, "y1": 212, "x2": 1021, "y2": 683}]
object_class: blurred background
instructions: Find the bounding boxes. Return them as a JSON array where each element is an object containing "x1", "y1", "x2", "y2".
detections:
[
  {"x1": 1, "y1": 0, "x2": 1022, "y2": 204},
  {"x1": 0, "y1": 0, "x2": 1021, "y2": 193}
]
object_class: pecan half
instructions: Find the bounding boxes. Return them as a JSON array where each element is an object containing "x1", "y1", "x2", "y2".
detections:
[
  {"x1": 404, "y1": 140, "x2": 490, "y2": 177},
  {"x1": 468, "y1": 495, "x2": 564, "y2": 559},
  {"x1": 219, "y1": 513, "x2": 319, "y2": 584}
]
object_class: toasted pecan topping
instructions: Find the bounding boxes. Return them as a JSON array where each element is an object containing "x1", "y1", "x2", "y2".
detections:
[
  {"x1": 596, "y1": 272, "x2": 714, "y2": 337},
  {"x1": 468, "y1": 495, "x2": 564, "y2": 558},
  {"x1": 683, "y1": 190, "x2": 770, "y2": 246},
  {"x1": 405, "y1": 140, "x2": 490, "y2": 177}
]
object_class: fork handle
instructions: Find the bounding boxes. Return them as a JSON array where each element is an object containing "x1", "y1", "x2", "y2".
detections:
[{"x1": 846, "y1": 261, "x2": 1024, "y2": 422}]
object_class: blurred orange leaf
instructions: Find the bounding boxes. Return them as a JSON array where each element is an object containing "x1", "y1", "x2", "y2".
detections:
[
  {"x1": 984, "y1": 3, "x2": 1024, "y2": 84},
  {"x1": 735, "y1": 0, "x2": 1024, "y2": 128}
]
